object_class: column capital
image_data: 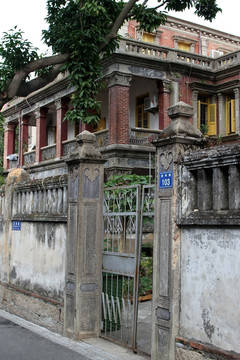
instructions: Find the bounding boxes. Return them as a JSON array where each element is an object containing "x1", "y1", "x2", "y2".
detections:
[
  {"x1": 4, "y1": 122, "x2": 16, "y2": 132},
  {"x1": 107, "y1": 72, "x2": 132, "y2": 88},
  {"x1": 55, "y1": 97, "x2": 69, "y2": 110},
  {"x1": 217, "y1": 92, "x2": 223, "y2": 102},
  {"x1": 157, "y1": 79, "x2": 172, "y2": 93},
  {"x1": 233, "y1": 88, "x2": 239, "y2": 97},
  {"x1": 192, "y1": 90, "x2": 199, "y2": 101},
  {"x1": 34, "y1": 107, "x2": 48, "y2": 118},
  {"x1": 22, "y1": 114, "x2": 30, "y2": 125}
]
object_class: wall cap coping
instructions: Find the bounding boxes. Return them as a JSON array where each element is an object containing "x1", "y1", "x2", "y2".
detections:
[
  {"x1": 182, "y1": 143, "x2": 240, "y2": 168},
  {"x1": 178, "y1": 211, "x2": 240, "y2": 226}
]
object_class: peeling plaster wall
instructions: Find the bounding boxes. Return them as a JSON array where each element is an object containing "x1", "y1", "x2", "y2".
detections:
[
  {"x1": 9, "y1": 222, "x2": 66, "y2": 300},
  {"x1": 180, "y1": 227, "x2": 240, "y2": 354},
  {"x1": 0, "y1": 217, "x2": 8, "y2": 283},
  {"x1": 0, "y1": 218, "x2": 66, "y2": 333}
]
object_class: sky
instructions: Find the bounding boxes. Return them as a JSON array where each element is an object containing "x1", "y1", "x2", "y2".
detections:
[{"x1": 0, "y1": 0, "x2": 239, "y2": 54}]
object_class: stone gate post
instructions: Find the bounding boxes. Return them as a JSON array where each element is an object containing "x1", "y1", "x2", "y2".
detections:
[
  {"x1": 151, "y1": 102, "x2": 204, "y2": 360},
  {"x1": 64, "y1": 130, "x2": 105, "y2": 339}
]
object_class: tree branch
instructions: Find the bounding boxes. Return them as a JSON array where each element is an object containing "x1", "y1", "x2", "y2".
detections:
[
  {"x1": 7, "y1": 53, "x2": 70, "y2": 99},
  {"x1": 99, "y1": 0, "x2": 139, "y2": 51},
  {"x1": 16, "y1": 64, "x2": 63, "y2": 97},
  {"x1": 155, "y1": 0, "x2": 168, "y2": 9}
]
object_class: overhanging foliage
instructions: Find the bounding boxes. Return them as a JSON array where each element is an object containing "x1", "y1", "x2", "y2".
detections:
[{"x1": 0, "y1": 0, "x2": 221, "y2": 124}]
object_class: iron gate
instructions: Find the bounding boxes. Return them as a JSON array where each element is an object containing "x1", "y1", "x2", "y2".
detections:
[{"x1": 101, "y1": 184, "x2": 154, "y2": 352}]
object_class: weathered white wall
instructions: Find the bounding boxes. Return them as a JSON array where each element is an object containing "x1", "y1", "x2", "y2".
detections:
[
  {"x1": 0, "y1": 220, "x2": 7, "y2": 283},
  {"x1": 180, "y1": 227, "x2": 240, "y2": 353},
  {"x1": 9, "y1": 222, "x2": 66, "y2": 300},
  {"x1": 67, "y1": 121, "x2": 75, "y2": 139}
]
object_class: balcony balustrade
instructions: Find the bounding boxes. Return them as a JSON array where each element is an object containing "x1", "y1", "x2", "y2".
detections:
[
  {"x1": 41, "y1": 144, "x2": 56, "y2": 161},
  {"x1": 129, "y1": 127, "x2": 162, "y2": 145},
  {"x1": 118, "y1": 38, "x2": 240, "y2": 71}
]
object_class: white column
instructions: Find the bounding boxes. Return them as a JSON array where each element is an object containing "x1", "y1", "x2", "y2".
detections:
[
  {"x1": 192, "y1": 90, "x2": 199, "y2": 129},
  {"x1": 234, "y1": 88, "x2": 240, "y2": 134},
  {"x1": 217, "y1": 93, "x2": 225, "y2": 136}
]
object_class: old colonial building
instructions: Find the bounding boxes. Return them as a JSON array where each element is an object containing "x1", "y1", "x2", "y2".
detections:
[
  {"x1": 1, "y1": 15, "x2": 240, "y2": 360},
  {"x1": 2, "y1": 16, "x2": 240, "y2": 178}
]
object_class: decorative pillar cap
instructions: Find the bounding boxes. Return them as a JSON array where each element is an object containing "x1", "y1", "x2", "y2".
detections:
[
  {"x1": 76, "y1": 130, "x2": 96, "y2": 145},
  {"x1": 168, "y1": 101, "x2": 194, "y2": 119},
  {"x1": 160, "y1": 101, "x2": 203, "y2": 139},
  {"x1": 6, "y1": 168, "x2": 30, "y2": 185},
  {"x1": 66, "y1": 130, "x2": 104, "y2": 163}
]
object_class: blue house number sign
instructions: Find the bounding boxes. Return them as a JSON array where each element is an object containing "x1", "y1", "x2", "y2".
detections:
[
  {"x1": 12, "y1": 221, "x2": 21, "y2": 231},
  {"x1": 159, "y1": 171, "x2": 173, "y2": 189}
]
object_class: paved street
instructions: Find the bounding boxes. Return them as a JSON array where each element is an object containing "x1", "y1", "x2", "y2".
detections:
[
  {"x1": 0, "y1": 311, "x2": 148, "y2": 360},
  {"x1": 0, "y1": 316, "x2": 90, "y2": 360}
]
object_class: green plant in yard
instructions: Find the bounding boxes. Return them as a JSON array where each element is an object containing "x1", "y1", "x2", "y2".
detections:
[
  {"x1": 200, "y1": 124, "x2": 208, "y2": 135},
  {"x1": 139, "y1": 276, "x2": 152, "y2": 296},
  {"x1": 140, "y1": 252, "x2": 153, "y2": 277},
  {"x1": 122, "y1": 251, "x2": 153, "y2": 297},
  {"x1": 104, "y1": 174, "x2": 153, "y2": 188}
]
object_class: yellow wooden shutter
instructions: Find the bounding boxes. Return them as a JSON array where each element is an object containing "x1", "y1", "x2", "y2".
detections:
[
  {"x1": 231, "y1": 99, "x2": 236, "y2": 133},
  {"x1": 226, "y1": 98, "x2": 230, "y2": 134},
  {"x1": 94, "y1": 117, "x2": 106, "y2": 132},
  {"x1": 208, "y1": 104, "x2": 217, "y2": 135},
  {"x1": 178, "y1": 42, "x2": 190, "y2": 51},
  {"x1": 197, "y1": 100, "x2": 201, "y2": 130},
  {"x1": 143, "y1": 33, "x2": 154, "y2": 43}
]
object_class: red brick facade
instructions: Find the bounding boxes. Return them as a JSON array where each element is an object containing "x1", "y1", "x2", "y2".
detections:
[
  {"x1": 19, "y1": 116, "x2": 30, "y2": 167},
  {"x1": 128, "y1": 16, "x2": 240, "y2": 56},
  {"x1": 3, "y1": 123, "x2": 15, "y2": 170},
  {"x1": 35, "y1": 108, "x2": 48, "y2": 163},
  {"x1": 56, "y1": 98, "x2": 69, "y2": 158},
  {"x1": 108, "y1": 85, "x2": 130, "y2": 145},
  {"x1": 158, "y1": 82, "x2": 171, "y2": 129}
]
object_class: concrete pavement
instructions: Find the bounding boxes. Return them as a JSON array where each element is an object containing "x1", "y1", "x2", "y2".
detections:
[{"x1": 0, "y1": 310, "x2": 148, "y2": 360}]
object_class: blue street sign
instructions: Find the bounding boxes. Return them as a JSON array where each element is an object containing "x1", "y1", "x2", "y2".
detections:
[
  {"x1": 159, "y1": 171, "x2": 173, "y2": 189},
  {"x1": 12, "y1": 221, "x2": 21, "y2": 231}
]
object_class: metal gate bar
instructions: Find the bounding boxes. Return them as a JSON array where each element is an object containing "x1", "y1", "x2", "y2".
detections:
[
  {"x1": 137, "y1": 184, "x2": 155, "y2": 356},
  {"x1": 101, "y1": 184, "x2": 155, "y2": 352},
  {"x1": 101, "y1": 185, "x2": 141, "y2": 350}
]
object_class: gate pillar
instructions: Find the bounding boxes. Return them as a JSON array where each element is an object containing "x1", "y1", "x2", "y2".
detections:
[
  {"x1": 151, "y1": 102, "x2": 203, "y2": 359},
  {"x1": 64, "y1": 130, "x2": 105, "y2": 339}
]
